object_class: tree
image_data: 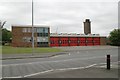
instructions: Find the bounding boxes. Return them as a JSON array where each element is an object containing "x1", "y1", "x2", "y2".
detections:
[
  {"x1": 109, "y1": 29, "x2": 120, "y2": 46},
  {"x1": 0, "y1": 21, "x2": 6, "y2": 28},
  {"x1": 2, "y1": 28, "x2": 12, "y2": 45},
  {"x1": 0, "y1": 20, "x2": 9, "y2": 45}
]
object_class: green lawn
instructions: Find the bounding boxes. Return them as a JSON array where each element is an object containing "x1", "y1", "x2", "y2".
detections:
[{"x1": 2, "y1": 46, "x2": 62, "y2": 54}]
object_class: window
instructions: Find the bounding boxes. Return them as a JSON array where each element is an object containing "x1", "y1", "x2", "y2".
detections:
[
  {"x1": 37, "y1": 33, "x2": 39, "y2": 36},
  {"x1": 22, "y1": 28, "x2": 27, "y2": 32},
  {"x1": 34, "y1": 28, "x2": 37, "y2": 32},
  {"x1": 37, "y1": 33, "x2": 42, "y2": 36},
  {"x1": 59, "y1": 40, "x2": 61, "y2": 44},
  {"x1": 45, "y1": 33, "x2": 48, "y2": 36},
  {"x1": 45, "y1": 28, "x2": 48, "y2": 33},
  {"x1": 37, "y1": 33, "x2": 48, "y2": 37},
  {"x1": 38, "y1": 42, "x2": 48, "y2": 45},
  {"x1": 37, "y1": 37, "x2": 48, "y2": 42},
  {"x1": 37, "y1": 28, "x2": 43, "y2": 33},
  {"x1": 69, "y1": 40, "x2": 71, "y2": 43},
  {"x1": 22, "y1": 28, "x2": 36, "y2": 33},
  {"x1": 28, "y1": 28, "x2": 32, "y2": 32},
  {"x1": 23, "y1": 37, "x2": 31, "y2": 42}
]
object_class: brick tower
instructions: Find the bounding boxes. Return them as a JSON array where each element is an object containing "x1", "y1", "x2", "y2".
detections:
[{"x1": 84, "y1": 19, "x2": 91, "y2": 35}]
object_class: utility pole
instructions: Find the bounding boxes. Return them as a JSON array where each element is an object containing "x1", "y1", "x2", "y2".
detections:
[{"x1": 32, "y1": 0, "x2": 34, "y2": 55}]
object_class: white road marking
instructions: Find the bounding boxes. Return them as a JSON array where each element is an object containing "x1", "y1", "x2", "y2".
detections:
[
  {"x1": 84, "y1": 64, "x2": 97, "y2": 68},
  {"x1": 55, "y1": 64, "x2": 97, "y2": 71},
  {"x1": 3, "y1": 64, "x2": 97, "y2": 78},
  {"x1": 2, "y1": 61, "x2": 119, "y2": 78},
  {"x1": 93, "y1": 61, "x2": 119, "y2": 68},
  {"x1": 17, "y1": 64, "x2": 99, "y2": 78},
  {"x1": 2, "y1": 76, "x2": 22, "y2": 78},
  {"x1": 95, "y1": 65, "x2": 118, "y2": 68},
  {"x1": 0, "y1": 78, "x2": 2, "y2": 80},
  {"x1": 23, "y1": 69, "x2": 54, "y2": 78}
]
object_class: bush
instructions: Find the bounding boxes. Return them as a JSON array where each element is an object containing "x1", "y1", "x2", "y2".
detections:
[{"x1": 108, "y1": 29, "x2": 120, "y2": 46}]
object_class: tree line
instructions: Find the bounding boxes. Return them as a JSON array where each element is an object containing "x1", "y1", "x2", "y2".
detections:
[
  {"x1": 108, "y1": 29, "x2": 120, "y2": 46},
  {"x1": 2, "y1": 28, "x2": 12, "y2": 45},
  {"x1": 0, "y1": 21, "x2": 12, "y2": 45}
]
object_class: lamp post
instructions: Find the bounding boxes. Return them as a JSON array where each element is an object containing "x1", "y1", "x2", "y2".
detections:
[{"x1": 32, "y1": 0, "x2": 34, "y2": 55}]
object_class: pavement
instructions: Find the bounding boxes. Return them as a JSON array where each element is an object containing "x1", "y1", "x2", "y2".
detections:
[{"x1": 2, "y1": 52, "x2": 68, "y2": 60}]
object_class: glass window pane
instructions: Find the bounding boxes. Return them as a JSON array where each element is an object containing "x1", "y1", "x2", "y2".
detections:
[
  {"x1": 22, "y1": 37, "x2": 31, "y2": 42},
  {"x1": 34, "y1": 28, "x2": 36, "y2": 32},
  {"x1": 45, "y1": 28, "x2": 48, "y2": 33},
  {"x1": 28, "y1": 28, "x2": 32, "y2": 32},
  {"x1": 37, "y1": 37, "x2": 48, "y2": 42},
  {"x1": 37, "y1": 28, "x2": 43, "y2": 33},
  {"x1": 22, "y1": 28, "x2": 27, "y2": 32}
]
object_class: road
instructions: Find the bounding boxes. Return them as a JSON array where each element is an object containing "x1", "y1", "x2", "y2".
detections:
[{"x1": 2, "y1": 48, "x2": 118, "y2": 78}]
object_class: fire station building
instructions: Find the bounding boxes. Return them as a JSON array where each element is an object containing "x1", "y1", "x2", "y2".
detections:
[
  {"x1": 12, "y1": 19, "x2": 107, "y2": 47},
  {"x1": 50, "y1": 33, "x2": 106, "y2": 47}
]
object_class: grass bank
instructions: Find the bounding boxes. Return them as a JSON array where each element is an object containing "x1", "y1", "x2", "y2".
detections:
[{"x1": 2, "y1": 46, "x2": 62, "y2": 54}]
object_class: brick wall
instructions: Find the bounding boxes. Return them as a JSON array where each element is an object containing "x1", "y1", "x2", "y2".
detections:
[
  {"x1": 100, "y1": 37, "x2": 107, "y2": 45},
  {"x1": 12, "y1": 26, "x2": 37, "y2": 47}
]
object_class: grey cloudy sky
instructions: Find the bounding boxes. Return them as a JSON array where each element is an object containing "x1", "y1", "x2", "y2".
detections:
[{"x1": 0, "y1": 0, "x2": 119, "y2": 36}]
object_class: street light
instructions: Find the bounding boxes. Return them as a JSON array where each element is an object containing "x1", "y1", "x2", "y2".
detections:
[{"x1": 32, "y1": 0, "x2": 34, "y2": 55}]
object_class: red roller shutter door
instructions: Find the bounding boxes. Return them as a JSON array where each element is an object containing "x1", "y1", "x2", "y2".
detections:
[
  {"x1": 80, "y1": 37, "x2": 86, "y2": 46},
  {"x1": 93, "y1": 37, "x2": 100, "y2": 45},
  {"x1": 69, "y1": 37, "x2": 78, "y2": 46},
  {"x1": 86, "y1": 37, "x2": 93, "y2": 46},
  {"x1": 60, "y1": 37, "x2": 69, "y2": 46},
  {"x1": 50, "y1": 37, "x2": 59, "y2": 47}
]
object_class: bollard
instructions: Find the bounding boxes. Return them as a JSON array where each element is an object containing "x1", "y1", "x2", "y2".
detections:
[{"x1": 106, "y1": 54, "x2": 110, "y2": 70}]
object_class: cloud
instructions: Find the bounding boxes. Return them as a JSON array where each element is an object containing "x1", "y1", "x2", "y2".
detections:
[{"x1": 0, "y1": 0, "x2": 118, "y2": 36}]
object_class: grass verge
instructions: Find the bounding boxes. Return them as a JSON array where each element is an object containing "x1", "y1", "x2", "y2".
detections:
[{"x1": 2, "y1": 46, "x2": 62, "y2": 54}]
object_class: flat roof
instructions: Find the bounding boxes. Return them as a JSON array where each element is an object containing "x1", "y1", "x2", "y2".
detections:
[
  {"x1": 12, "y1": 25, "x2": 50, "y2": 28},
  {"x1": 50, "y1": 33, "x2": 106, "y2": 37},
  {"x1": 50, "y1": 35, "x2": 106, "y2": 37}
]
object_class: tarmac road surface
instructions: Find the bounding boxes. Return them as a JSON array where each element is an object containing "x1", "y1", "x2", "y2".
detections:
[{"x1": 2, "y1": 46, "x2": 118, "y2": 78}]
